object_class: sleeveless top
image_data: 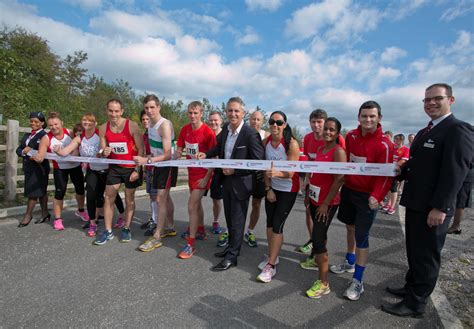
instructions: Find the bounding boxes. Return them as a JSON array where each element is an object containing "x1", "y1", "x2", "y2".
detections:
[
  {"x1": 80, "y1": 130, "x2": 108, "y2": 171},
  {"x1": 48, "y1": 128, "x2": 80, "y2": 169},
  {"x1": 148, "y1": 117, "x2": 175, "y2": 157},
  {"x1": 105, "y1": 119, "x2": 137, "y2": 168},
  {"x1": 265, "y1": 139, "x2": 299, "y2": 193},
  {"x1": 308, "y1": 145, "x2": 342, "y2": 206}
]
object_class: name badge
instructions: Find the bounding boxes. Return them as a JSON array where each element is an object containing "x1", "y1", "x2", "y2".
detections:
[
  {"x1": 185, "y1": 142, "x2": 199, "y2": 159},
  {"x1": 423, "y1": 143, "x2": 435, "y2": 149},
  {"x1": 308, "y1": 184, "x2": 321, "y2": 203},
  {"x1": 109, "y1": 142, "x2": 129, "y2": 155}
]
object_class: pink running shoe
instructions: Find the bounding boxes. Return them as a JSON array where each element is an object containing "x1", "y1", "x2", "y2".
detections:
[
  {"x1": 54, "y1": 218, "x2": 65, "y2": 231},
  {"x1": 87, "y1": 223, "x2": 98, "y2": 237},
  {"x1": 381, "y1": 204, "x2": 390, "y2": 212},
  {"x1": 75, "y1": 210, "x2": 90, "y2": 222},
  {"x1": 114, "y1": 216, "x2": 125, "y2": 229},
  {"x1": 387, "y1": 207, "x2": 396, "y2": 215}
]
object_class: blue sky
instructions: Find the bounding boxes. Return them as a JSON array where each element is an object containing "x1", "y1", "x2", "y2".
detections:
[{"x1": 1, "y1": 0, "x2": 473, "y2": 135}]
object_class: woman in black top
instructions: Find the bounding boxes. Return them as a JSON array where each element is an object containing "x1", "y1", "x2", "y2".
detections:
[{"x1": 16, "y1": 112, "x2": 51, "y2": 227}]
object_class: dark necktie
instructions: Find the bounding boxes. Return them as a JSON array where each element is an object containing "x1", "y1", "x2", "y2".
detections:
[{"x1": 423, "y1": 121, "x2": 433, "y2": 135}]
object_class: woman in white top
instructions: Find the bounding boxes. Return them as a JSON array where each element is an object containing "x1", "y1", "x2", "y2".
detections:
[{"x1": 256, "y1": 111, "x2": 300, "y2": 283}]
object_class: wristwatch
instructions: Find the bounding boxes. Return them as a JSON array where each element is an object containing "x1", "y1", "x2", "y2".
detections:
[
  {"x1": 147, "y1": 156, "x2": 152, "y2": 164},
  {"x1": 265, "y1": 186, "x2": 272, "y2": 191}
]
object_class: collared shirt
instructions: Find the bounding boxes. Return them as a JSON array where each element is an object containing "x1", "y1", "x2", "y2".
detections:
[
  {"x1": 224, "y1": 120, "x2": 245, "y2": 159},
  {"x1": 431, "y1": 112, "x2": 452, "y2": 127}
]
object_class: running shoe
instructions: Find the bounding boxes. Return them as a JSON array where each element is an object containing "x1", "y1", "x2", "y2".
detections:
[
  {"x1": 212, "y1": 222, "x2": 224, "y2": 234},
  {"x1": 306, "y1": 280, "x2": 330, "y2": 299},
  {"x1": 217, "y1": 232, "x2": 229, "y2": 247},
  {"x1": 256, "y1": 263, "x2": 277, "y2": 283},
  {"x1": 258, "y1": 255, "x2": 280, "y2": 270},
  {"x1": 181, "y1": 228, "x2": 190, "y2": 239},
  {"x1": 113, "y1": 216, "x2": 125, "y2": 229},
  {"x1": 94, "y1": 230, "x2": 114, "y2": 245},
  {"x1": 53, "y1": 218, "x2": 65, "y2": 231},
  {"x1": 196, "y1": 230, "x2": 208, "y2": 240},
  {"x1": 178, "y1": 244, "x2": 196, "y2": 259},
  {"x1": 144, "y1": 223, "x2": 157, "y2": 236},
  {"x1": 343, "y1": 278, "x2": 364, "y2": 301},
  {"x1": 300, "y1": 257, "x2": 319, "y2": 271},
  {"x1": 246, "y1": 231, "x2": 258, "y2": 248},
  {"x1": 87, "y1": 223, "x2": 97, "y2": 237},
  {"x1": 75, "y1": 210, "x2": 90, "y2": 222},
  {"x1": 138, "y1": 237, "x2": 162, "y2": 252},
  {"x1": 140, "y1": 218, "x2": 155, "y2": 229},
  {"x1": 119, "y1": 227, "x2": 131, "y2": 243},
  {"x1": 381, "y1": 204, "x2": 390, "y2": 212},
  {"x1": 386, "y1": 207, "x2": 396, "y2": 215},
  {"x1": 295, "y1": 240, "x2": 313, "y2": 254},
  {"x1": 330, "y1": 260, "x2": 355, "y2": 274},
  {"x1": 82, "y1": 221, "x2": 90, "y2": 230},
  {"x1": 161, "y1": 228, "x2": 177, "y2": 238}
]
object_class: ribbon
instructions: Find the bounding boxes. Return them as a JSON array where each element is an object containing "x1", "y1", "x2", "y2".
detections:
[{"x1": 35, "y1": 152, "x2": 396, "y2": 177}]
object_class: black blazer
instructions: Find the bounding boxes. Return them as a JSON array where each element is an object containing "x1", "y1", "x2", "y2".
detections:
[
  {"x1": 206, "y1": 123, "x2": 265, "y2": 200},
  {"x1": 16, "y1": 130, "x2": 50, "y2": 174},
  {"x1": 400, "y1": 114, "x2": 473, "y2": 213}
]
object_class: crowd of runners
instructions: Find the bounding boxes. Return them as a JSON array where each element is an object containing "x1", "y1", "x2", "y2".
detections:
[{"x1": 15, "y1": 83, "x2": 472, "y2": 316}]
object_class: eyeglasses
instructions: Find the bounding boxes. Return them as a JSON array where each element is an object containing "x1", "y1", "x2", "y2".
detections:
[
  {"x1": 422, "y1": 95, "x2": 450, "y2": 103},
  {"x1": 268, "y1": 119, "x2": 285, "y2": 126}
]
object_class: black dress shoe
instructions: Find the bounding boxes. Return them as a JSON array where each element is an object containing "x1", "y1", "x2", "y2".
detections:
[
  {"x1": 386, "y1": 286, "x2": 406, "y2": 297},
  {"x1": 212, "y1": 259, "x2": 236, "y2": 271},
  {"x1": 18, "y1": 215, "x2": 33, "y2": 227},
  {"x1": 35, "y1": 214, "x2": 51, "y2": 224},
  {"x1": 214, "y1": 249, "x2": 229, "y2": 258},
  {"x1": 447, "y1": 227, "x2": 462, "y2": 235},
  {"x1": 381, "y1": 301, "x2": 423, "y2": 318}
]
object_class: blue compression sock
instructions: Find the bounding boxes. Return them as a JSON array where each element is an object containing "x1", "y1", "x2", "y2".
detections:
[
  {"x1": 346, "y1": 253, "x2": 356, "y2": 265},
  {"x1": 353, "y1": 264, "x2": 365, "y2": 282}
]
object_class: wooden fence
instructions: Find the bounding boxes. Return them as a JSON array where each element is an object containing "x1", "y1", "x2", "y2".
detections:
[{"x1": 0, "y1": 119, "x2": 187, "y2": 201}]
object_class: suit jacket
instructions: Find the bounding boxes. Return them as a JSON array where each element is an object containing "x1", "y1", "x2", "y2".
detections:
[
  {"x1": 206, "y1": 123, "x2": 265, "y2": 200},
  {"x1": 400, "y1": 114, "x2": 473, "y2": 213},
  {"x1": 16, "y1": 130, "x2": 50, "y2": 174}
]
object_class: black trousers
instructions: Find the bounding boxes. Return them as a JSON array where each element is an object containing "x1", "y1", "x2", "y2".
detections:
[
  {"x1": 222, "y1": 180, "x2": 250, "y2": 263},
  {"x1": 403, "y1": 208, "x2": 452, "y2": 312}
]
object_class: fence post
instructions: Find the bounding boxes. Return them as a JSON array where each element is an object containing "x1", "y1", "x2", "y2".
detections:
[{"x1": 4, "y1": 119, "x2": 19, "y2": 201}]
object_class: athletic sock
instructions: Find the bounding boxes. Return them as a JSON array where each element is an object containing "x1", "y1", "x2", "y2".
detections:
[
  {"x1": 187, "y1": 237, "x2": 195, "y2": 246},
  {"x1": 247, "y1": 228, "x2": 254, "y2": 234},
  {"x1": 353, "y1": 264, "x2": 365, "y2": 282},
  {"x1": 151, "y1": 201, "x2": 158, "y2": 223},
  {"x1": 197, "y1": 225, "x2": 205, "y2": 233},
  {"x1": 346, "y1": 252, "x2": 356, "y2": 265}
]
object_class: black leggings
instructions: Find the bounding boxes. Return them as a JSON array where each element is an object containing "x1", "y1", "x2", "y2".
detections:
[
  {"x1": 86, "y1": 169, "x2": 125, "y2": 219},
  {"x1": 265, "y1": 189, "x2": 297, "y2": 234},
  {"x1": 53, "y1": 166, "x2": 85, "y2": 200},
  {"x1": 309, "y1": 203, "x2": 338, "y2": 254}
]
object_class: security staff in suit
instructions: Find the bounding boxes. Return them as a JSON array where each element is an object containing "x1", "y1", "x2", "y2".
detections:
[
  {"x1": 198, "y1": 97, "x2": 265, "y2": 271},
  {"x1": 382, "y1": 83, "x2": 473, "y2": 317}
]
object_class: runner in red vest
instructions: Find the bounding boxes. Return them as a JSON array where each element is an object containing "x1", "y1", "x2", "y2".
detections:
[{"x1": 94, "y1": 99, "x2": 144, "y2": 245}]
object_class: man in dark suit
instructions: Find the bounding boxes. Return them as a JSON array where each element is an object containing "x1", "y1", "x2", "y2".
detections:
[
  {"x1": 382, "y1": 83, "x2": 473, "y2": 317},
  {"x1": 198, "y1": 97, "x2": 265, "y2": 271}
]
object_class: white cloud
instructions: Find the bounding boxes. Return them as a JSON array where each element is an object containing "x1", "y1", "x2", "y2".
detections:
[
  {"x1": 235, "y1": 26, "x2": 260, "y2": 46},
  {"x1": 171, "y1": 9, "x2": 223, "y2": 35},
  {"x1": 89, "y1": 10, "x2": 181, "y2": 39},
  {"x1": 245, "y1": 0, "x2": 283, "y2": 12},
  {"x1": 284, "y1": 0, "x2": 349, "y2": 41},
  {"x1": 381, "y1": 47, "x2": 407, "y2": 63},
  {"x1": 66, "y1": 0, "x2": 102, "y2": 10},
  {"x1": 441, "y1": 0, "x2": 474, "y2": 21},
  {"x1": 386, "y1": 0, "x2": 428, "y2": 21}
]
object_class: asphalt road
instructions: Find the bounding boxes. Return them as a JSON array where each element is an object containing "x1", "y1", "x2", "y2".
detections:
[{"x1": 1, "y1": 189, "x2": 441, "y2": 328}]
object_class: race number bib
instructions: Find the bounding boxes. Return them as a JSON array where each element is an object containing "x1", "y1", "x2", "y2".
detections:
[
  {"x1": 308, "y1": 184, "x2": 321, "y2": 203},
  {"x1": 110, "y1": 142, "x2": 129, "y2": 155},
  {"x1": 185, "y1": 142, "x2": 199, "y2": 159},
  {"x1": 350, "y1": 153, "x2": 367, "y2": 163}
]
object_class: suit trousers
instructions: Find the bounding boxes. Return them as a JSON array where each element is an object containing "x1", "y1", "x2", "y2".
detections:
[
  {"x1": 403, "y1": 208, "x2": 451, "y2": 312},
  {"x1": 222, "y1": 179, "x2": 250, "y2": 262}
]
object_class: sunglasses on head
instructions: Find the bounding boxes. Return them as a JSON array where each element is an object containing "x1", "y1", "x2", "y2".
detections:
[{"x1": 269, "y1": 119, "x2": 285, "y2": 126}]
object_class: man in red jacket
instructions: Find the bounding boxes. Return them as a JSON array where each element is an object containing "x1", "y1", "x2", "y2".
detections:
[{"x1": 330, "y1": 100, "x2": 393, "y2": 301}]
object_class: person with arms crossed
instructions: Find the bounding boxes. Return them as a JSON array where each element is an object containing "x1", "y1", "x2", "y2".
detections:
[
  {"x1": 331, "y1": 101, "x2": 394, "y2": 301},
  {"x1": 135, "y1": 94, "x2": 177, "y2": 252},
  {"x1": 198, "y1": 97, "x2": 265, "y2": 271},
  {"x1": 382, "y1": 83, "x2": 473, "y2": 317},
  {"x1": 94, "y1": 99, "x2": 144, "y2": 245}
]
